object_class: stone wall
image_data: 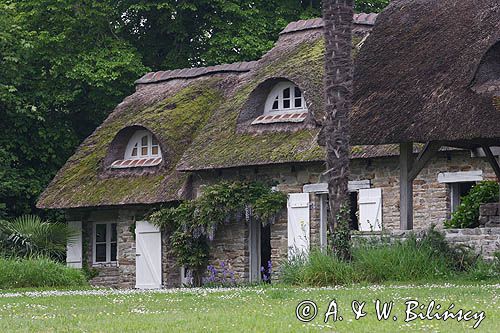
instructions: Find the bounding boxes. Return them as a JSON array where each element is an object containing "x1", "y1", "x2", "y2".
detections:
[
  {"x1": 479, "y1": 203, "x2": 500, "y2": 227},
  {"x1": 350, "y1": 150, "x2": 497, "y2": 230},
  {"x1": 69, "y1": 208, "x2": 141, "y2": 288},
  {"x1": 352, "y1": 228, "x2": 500, "y2": 260}
]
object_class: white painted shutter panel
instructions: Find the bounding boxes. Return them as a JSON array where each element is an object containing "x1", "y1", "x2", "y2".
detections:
[
  {"x1": 358, "y1": 188, "x2": 383, "y2": 231},
  {"x1": 135, "y1": 221, "x2": 162, "y2": 289},
  {"x1": 287, "y1": 193, "x2": 310, "y2": 258},
  {"x1": 66, "y1": 221, "x2": 82, "y2": 268}
]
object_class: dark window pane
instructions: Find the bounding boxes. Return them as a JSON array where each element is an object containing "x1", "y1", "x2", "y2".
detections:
[
  {"x1": 111, "y1": 243, "x2": 117, "y2": 261},
  {"x1": 141, "y1": 147, "x2": 148, "y2": 155},
  {"x1": 152, "y1": 146, "x2": 159, "y2": 155},
  {"x1": 95, "y1": 224, "x2": 106, "y2": 243},
  {"x1": 283, "y1": 88, "x2": 290, "y2": 99},
  {"x1": 283, "y1": 99, "x2": 290, "y2": 109},
  {"x1": 294, "y1": 87, "x2": 301, "y2": 97},
  {"x1": 152, "y1": 136, "x2": 158, "y2": 146},
  {"x1": 96, "y1": 244, "x2": 107, "y2": 262},
  {"x1": 295, "y1": 98, "x2": 302, "y2": 108},
  {"x1": 131, "y1": 148, "x2": 137, "y2": 156},
  {"x1": 272, "y1": 100, "x2": 279, "y2": 109},
  {"x1": 111, "y1": 223, "x2": 117, "y2": 242},
  {"x1": 141, "y1": 135, "x2": 148, "y2": 146}
]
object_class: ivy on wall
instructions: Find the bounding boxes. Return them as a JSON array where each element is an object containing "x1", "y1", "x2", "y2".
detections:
[{"x1": 149, "y1": 181, "x2": 287, "y2": 282}]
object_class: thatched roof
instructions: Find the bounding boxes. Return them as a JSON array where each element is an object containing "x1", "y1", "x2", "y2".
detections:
[
  {"x1": 37, "y1": 76, "x2": 234, "y2": 209},
  {"x1": 178, "y1": 16, "x2": 378, "y2": 171},
  {"x1": 352, "y1": 0, "x2": 500, "y2": 147},
  {"x1": 39, "y1": 15, "x2": 391, "y2": 209}
]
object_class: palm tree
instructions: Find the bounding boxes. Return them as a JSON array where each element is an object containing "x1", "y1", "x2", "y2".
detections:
[
  {"x1": 322, "y1": 0, "x2": 354, "y2": 260},
  {"x1": 0, "y1": 215, "x2": 77, "y2": 261}
]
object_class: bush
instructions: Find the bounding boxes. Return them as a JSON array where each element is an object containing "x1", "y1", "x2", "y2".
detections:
[
  {"x1": 445, "y1": 181, "x2": 499, "y2": 229},
  {"x1": 0, "y1": 257, "x2": 88, "y2": 289},
  {"x1": 0, "y1": 215, "x2": 77, "y2": 261},
  {"x1": 281, "y1": 249, "x2": 355, "y2": 286},
  {"x1": 280, "y1": 227, "x2": 496, "y2": 286}
]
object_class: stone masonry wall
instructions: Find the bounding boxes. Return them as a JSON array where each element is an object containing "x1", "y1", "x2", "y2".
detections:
[
  {"x1": 479, "y1": 203, "x2": 500, "y2": 228},
  {"x1": 350, "y1": 150, "x2": 497, "y2": 230}
]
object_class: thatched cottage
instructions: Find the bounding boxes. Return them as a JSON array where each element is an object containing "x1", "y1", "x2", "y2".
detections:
[{"x1": 38, "y1": 2, "x2": 500, "y2": 288}]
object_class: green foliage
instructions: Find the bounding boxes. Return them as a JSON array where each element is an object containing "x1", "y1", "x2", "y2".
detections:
[
  {"x1": 332, "y1": 203, "x2": 352, "y2": 261},
  {"x1": 150, "y1": 181, "x2": 287, "y2": 276},
  {"x1": 0, "y1": 256, "x2": 87, "y2": 289},
  {"x1": 280, "y1": 227, "x2": 497, "y2": 286},
  {"x1": 0, "y1": 1, "x2": 147, "y2": 218},
  {"x1": 355, "y1": 0, "x2": 389, "y2": 13},
  {"x1": 0, "y1": 215, "x2": 77, "y2": 261},
  {"x1": 281, "y1": 249, "x2": 355, "y2": 286},
  {"x1": 445, "y1": 181, "x2": 499, "y2": 229}
]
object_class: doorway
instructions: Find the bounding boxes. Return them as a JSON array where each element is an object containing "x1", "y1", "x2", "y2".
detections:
[{"x1": 249, "y1": 219, "x2": 272, "y2": 283}]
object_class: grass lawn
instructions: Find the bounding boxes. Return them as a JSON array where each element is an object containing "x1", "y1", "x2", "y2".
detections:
[{"x1": 0, "y1": 283, "x2": 498, "y2": 332}]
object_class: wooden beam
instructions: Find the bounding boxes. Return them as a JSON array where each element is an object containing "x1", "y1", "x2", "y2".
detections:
[
  {"x1": 409, "y1": 142, "x2": 441, "y2": 181},
  {"x1": 400, "y1": 142, "x2": 414, "y2": 230},
  {"x1": 482, "y1": 145, "x2": 500, "y2": 182}
]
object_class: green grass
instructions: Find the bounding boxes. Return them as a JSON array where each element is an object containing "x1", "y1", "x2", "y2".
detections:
[
  {"x1": 0, "y1": 257, "x2": 88, "y2": 289},
  {"x1": 0, "y1": 284, "x2": 498, "y2": 332}
]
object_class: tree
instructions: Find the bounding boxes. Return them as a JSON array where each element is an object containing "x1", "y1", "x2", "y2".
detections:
[
  {"x1": 322, "y1": 0, "x2": 354, "y2": 260},
  {"x1": 355, "y1": 0, "x2": 389, "y2": 13},
  {"x1": 0, "y1": 1, "x2": 147, "y2": 218}
]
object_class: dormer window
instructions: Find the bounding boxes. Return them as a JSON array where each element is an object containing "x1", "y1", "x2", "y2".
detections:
[
  {"x1": 125, "y1": 131, "x2": 161, "y2": 160},
  {"x1": 111, "y1": 130, "x2": 162, "y2": 169},
  {"x1": 266, "y1": 82, "x2": 307, "y2": 114},
  {"x1": 252, "y1": 82, "x2": 308, "y2": 125}
]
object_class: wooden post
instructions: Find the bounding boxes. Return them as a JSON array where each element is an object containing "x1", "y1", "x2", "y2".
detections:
[{"x1": 400, "y1": 142, "x2": 414, "y2": 230}]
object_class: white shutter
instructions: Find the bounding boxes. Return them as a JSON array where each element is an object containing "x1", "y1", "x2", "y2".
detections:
[
  {"x1": 66, "y1": 221, "x2": 82, "y2": 268},
  {"x1": 135, "y1": 221, "x2": 162, "y2": 289},
  {"x1": 358, "y1": 188, "x2": 383, "y2": 231},
  {"x1": 287, "y1": 193, "x2": 310, "y2": 258}
]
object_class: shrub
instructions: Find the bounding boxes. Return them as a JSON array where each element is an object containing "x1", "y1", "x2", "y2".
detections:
[
  {"x1": 0, "y1": 215, "x2": 77, "y2": 261},
  {"x1": 281, "y1": 249, "x2": 355, "y2": 286},
  {"x1": 445, "y1": 181, "x2": 499, "y2": 229},
  {"x1": 280, "y1": 227, "x2": 494, "y2": 286},
  {"x1": 353, "y1": 234, "x2": 453, "y2": 282},
  {"x1": 0, "y1": 257, "x2": 88, "y2": 289}
]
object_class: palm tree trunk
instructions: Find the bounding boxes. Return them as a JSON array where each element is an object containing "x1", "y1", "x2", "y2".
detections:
[{"x1": 322, "y1": 0, "x2": 354, "y2": 260}]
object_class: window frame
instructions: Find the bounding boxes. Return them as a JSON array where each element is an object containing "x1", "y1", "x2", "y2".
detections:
[
  {"x1": 92, "y1": 222, "x2": 118, "y2": 265},
  {"x1": 124, "y1": 130, "x2": 161, "y2": 160},
  {"x1": 264, "y1": 82, "x2": 308, "y2": 115}
]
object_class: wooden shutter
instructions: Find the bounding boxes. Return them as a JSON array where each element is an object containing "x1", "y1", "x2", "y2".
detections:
[
  {"x1": 287, "y1": 193, "x2": 310, "y2": 258},
  {"x1": 66, "y1": 221, "x2": 82, "y2": 268},
  {"x1": 358, "y1": 188, "x2": 383, "y2": 231}
]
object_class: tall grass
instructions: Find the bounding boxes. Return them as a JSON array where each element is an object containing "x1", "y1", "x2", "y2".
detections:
[
  {"x1": 280, "y1": 228, "x2": 499, "y2": 287},
  {"x1": 0, "y1": 257, "x2": 88, "y2": 289}
]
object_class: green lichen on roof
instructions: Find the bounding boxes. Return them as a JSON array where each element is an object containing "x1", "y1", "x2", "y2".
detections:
[
  {"x1": 37, "y1": 78, "x2": 224, "y2": 209},
  {"x1": 178, "y1": 34, "x2": 327, "y2": 171}
]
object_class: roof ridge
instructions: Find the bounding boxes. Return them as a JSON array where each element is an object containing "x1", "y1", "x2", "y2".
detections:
[
  {"x1": 136, "y1": 60, "x2": 258, "y2": 85},
  {"x1": 280, "y1": 13, "x2": 378, "y2": 35}
]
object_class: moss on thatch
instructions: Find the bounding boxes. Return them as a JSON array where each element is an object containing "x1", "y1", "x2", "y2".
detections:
[
  {"x1": 37, "y1": 78, "x2": 224, "y2": 209},
  {"x1": 178, "y1": 32, "x2": 327, "y2": 171}
]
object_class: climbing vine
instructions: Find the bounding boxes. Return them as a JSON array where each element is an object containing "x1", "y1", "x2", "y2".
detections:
[{"x1": 149, "y1": 181, "x2": 287, "y2": 282}]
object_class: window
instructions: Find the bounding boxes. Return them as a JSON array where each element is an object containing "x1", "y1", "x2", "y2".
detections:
[
  {"x1": 125, "y1": 130, "x2": 161, "y2": 160},
  {"x1": 437, "y1": 171, "x2": 483, "y2": 215},
  {"x1": 264, "y1": 82, "x2": 307, "y2": 114},
  {"x1": 450, "y1": 182, "x2": 476, "y2": 213},
  {"x1": 93, "y1": 222, "x2": 117, "y2": 264}
]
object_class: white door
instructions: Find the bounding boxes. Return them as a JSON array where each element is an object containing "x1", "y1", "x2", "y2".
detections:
[
  {"x1": 287, "y1": 193, "x2": 310, "y2": 258},
  {"x1": 358, "y1": 188, "x2": 383, "y2": 231},
  {"x1": 135, "y1": 221, "x2": 162, "y2": 289}
]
